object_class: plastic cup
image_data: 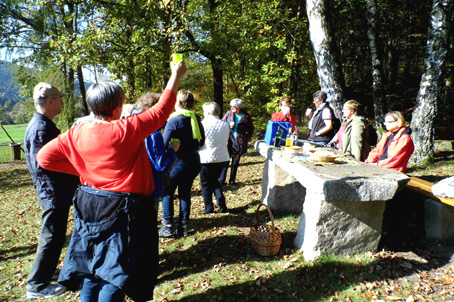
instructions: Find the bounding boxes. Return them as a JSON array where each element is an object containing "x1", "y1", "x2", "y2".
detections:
[
  {"x1": 172, "y1": 53, "x2": 183, "y2": 65},
  {"x1": 303, "y1": 143, "x2": 310, "y2": 155}
]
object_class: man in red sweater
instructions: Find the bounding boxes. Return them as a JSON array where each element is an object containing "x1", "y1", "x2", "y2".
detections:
[{"x1": 36, "y1": 61, "x2": 187, "y2": 301}]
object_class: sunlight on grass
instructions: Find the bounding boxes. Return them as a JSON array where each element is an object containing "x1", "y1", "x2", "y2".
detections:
[{"x1": 1, "y1": 143, "x2": 454, "y2": 301}]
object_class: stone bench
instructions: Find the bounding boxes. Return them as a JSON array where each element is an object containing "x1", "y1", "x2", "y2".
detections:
[
  {"x1": 255, "y1": 141, "x2": 410, "y2": 261},
  {"x1": 406, "y1": 176, "x2": 454, "y2": 240}
]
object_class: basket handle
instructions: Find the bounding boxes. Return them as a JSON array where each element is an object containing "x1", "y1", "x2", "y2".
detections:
[{"x1": 254, "y1": 203, "x2": 277, "y2": 232}]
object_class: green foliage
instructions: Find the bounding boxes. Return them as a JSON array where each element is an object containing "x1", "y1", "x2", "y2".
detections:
[
  {"x1": 0, "y1": 106, "x2": 14, "y2": 124},
  {"x1": 1, "y1": 0, "x2": 453, "y2": 136}
]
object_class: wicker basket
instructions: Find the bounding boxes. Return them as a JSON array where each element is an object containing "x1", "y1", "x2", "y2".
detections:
[
  {"x1": 249, "y1": 204, "x2": 282, "y2": 256},
  {"x1": 310, "y1": 150, "x2": 338, "y2": 162}
]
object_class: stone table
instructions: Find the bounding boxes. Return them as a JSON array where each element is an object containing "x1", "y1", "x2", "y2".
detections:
[{"x1": 254, "y1": 141, "x2": 410, "y2": 261}]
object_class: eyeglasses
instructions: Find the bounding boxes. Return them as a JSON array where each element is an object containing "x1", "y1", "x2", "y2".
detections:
[{"x1": 384, "y1": 120, "x2": 396, "y2": 124}]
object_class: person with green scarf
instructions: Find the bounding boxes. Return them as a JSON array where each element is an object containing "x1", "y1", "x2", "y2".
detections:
[{"x1": 159, "y1": 90, "x2": 205, "y2": 237}]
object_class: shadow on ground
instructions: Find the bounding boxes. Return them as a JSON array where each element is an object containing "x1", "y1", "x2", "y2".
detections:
[{"x1": 158, "y1": 188, "x2": 454, "y2": 301}]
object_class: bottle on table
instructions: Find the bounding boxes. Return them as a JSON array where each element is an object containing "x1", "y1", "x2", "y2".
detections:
[
  {"x1": 285, "y1": 130, "x2": 292, "y2": 147},
  {"x1": 274, "y1": 126, "x2": 282, "y2": 147},
  {"x1": 292, "y1": 127, "x2": 299, "y2": 146}
]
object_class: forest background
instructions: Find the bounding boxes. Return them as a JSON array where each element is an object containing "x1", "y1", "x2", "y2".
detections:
[{"x1": 0, "y1": 0, "x2": 453, "y2": 165}]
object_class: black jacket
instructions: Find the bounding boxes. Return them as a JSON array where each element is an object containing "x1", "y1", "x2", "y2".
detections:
[
  {"x1": 222, "y1": 109, "x2": 254, "y2": 155},
  {"x1": 25, "y1": 112, "x2": 79, "y2": 209}
]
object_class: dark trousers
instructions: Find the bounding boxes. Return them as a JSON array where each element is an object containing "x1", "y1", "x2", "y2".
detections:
[
  {"x1": 27, "y1": 206, "x2": 70, "y2": 292},
  {"x1": 80, "y1": 276, "x2": 124, "y2": 302},
  {"x1": 200, "y1": 162, "x2": 227, "y2": 211},
  {"x1": 219, "y1": 155, "x2": 242, "y2": 184}
]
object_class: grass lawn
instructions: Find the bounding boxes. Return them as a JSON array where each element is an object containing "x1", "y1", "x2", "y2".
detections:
[
  {"x1": 0, "y1": 123, "x2": 27, "y2": 162},
  {"x1": 1, "y1": 143, "x2": 454, "y2": 301}
]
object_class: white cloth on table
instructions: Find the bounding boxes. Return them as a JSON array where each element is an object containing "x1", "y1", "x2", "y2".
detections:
[{"x1": 431, "y1": 176, "x2": 454, "y2": 198}]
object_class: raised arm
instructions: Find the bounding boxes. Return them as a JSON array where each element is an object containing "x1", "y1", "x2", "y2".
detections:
[{"x1": 165, "y1": 60, "x2": 188, "y2": 95}]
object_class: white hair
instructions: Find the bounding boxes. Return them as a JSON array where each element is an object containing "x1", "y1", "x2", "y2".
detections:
[
  {"x1": 203, "y1": 102, "x2": 220, "y2": 116},
  {"x1": 230, "y1": 98, "x2": 243, "y2": 108}
]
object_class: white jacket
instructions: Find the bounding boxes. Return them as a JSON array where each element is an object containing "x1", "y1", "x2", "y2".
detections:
[{"x1": 199, "y1": 115, "x2": 230, "y2": 164}]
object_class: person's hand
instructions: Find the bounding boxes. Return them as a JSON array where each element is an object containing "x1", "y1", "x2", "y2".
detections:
[
  {"x1": 169, "y1": 139, "x2": 181, "y2": 152},
  {"x1": 171, "y1": 60, "x2": 188, "y2": 78},
  {"x1": 166, "y1": 60, "x2": 187, "y2": 94}
]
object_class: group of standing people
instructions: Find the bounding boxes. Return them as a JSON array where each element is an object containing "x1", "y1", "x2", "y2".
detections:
[
  {"x1": 23, "y1": 54, "x2": 416, "y2": 301},
  {"x1": 158, "y1": 95, "x2": 254, "y2": 237},
  {"x1": 306, "y1": 90, "x2": 414, "y2": 172},
  {"x1": 24, "y1": 60, "x2": 255, "y2": 301}
]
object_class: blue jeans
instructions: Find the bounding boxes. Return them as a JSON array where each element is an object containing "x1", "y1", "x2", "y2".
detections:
[
  {"x1": 162, "y1": 156, "x2": 201, "y2": 223},
  {"x1": 200, "y1": 162, "x2": 227, "y2": 211},
  {"x1": 219, "y1": 155, "x2": 241, "y2": 184},
  {"x1": 27, "y1": 206, "x2": 70, "y2": 292},
  {"x1": 80, "y1": 277, "x2": 124, "y2": 302}
]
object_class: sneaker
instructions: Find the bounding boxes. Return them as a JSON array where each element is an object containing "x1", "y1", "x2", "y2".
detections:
[
  {"x1": 202, "y1": 209, "x2": 215, "y2": 214},
  {"x1": 158, "y1": 224, "x2": 174, "y2": 237},
  {"x1": 177, "y1": 223, "x2": 189, "y2": 237},
  {"x1": 26, "y1": 284, "x2": 66, "y2": 299}
]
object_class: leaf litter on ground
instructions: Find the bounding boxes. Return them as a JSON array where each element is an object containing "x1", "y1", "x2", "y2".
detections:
[{"x1": 1, "y1": 143, "x2": 454, "y2": 301}]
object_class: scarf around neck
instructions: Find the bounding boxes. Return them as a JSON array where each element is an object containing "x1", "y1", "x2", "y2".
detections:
[{"x1": 169, "y1": 108, "x2": 202, "y2": 142}]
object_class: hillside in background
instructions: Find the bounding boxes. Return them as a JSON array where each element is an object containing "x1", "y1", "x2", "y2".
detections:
[
  {"x1": 0, "y1": 60, "x2": 91, "y2": 103},
  {"x1": 0, "y1": 61, "x2": 24, "y2": 106}
]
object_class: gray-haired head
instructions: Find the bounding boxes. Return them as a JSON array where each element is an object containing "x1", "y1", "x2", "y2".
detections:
[
  {"x1": 312, "y1": 91, "x2": 327, "y2": 102},
  {"x1": 230, "y1": 98, "x2": 243, "y2": 108},
  {"x1": 203, "y1": 102, "x2": 220, "y2": 116},
  {"x1": 86, "y1": 81, "x2": 125, "y2": 119}
]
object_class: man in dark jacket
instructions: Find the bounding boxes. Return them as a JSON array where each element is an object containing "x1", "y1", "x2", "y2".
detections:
[
  {"x1": 219, "y1": 98, "x2": 254, "y2": 186},
  {"x1": 25, "y1": 83, "x2": 79, "y2": 299},
  {"x1": 308, "y1": 91, "x2": 335, "y2": 145}
]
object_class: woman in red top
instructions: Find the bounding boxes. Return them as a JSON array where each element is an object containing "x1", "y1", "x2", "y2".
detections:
[
  {"x1": 271, "y1": 96, "x2": 297, "y2": 132},
  {"x1": 366, "y1": 111, "x2": 414, "y2": 172},
  {"x1": 36, "y1": 62, "x2": 187, "y2": 302}
]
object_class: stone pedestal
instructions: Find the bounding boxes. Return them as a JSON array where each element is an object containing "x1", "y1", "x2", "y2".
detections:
[
  {"x1": 295, "y1": 196, "x2": 386, "y2": 260},
  {"x1": 425, "y1": 198, "x2": 454, "y2": 240},
  {"x1": 261, "y1": 159, "x2": 306, "y2": 213}
]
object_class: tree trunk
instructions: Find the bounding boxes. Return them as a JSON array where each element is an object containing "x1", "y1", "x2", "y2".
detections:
[
  {"x1": 212, "y1": 57, "x2": 224, "y2": 117},
  {"x1": 77, "y1": 65, "x2": 89, "y2": 115},
  {"x1": 306, "y1": 0, "x2": 344, "y2": 119},
  {"x1": 61, "y1": 62, "x2": 76, "y2": 131},
  {"x1": 183, "y1": 29, "x2": 224, "y2": 115},
  {"x1": 410, "y1": 0, "x2": 453, "y2": 165},
  {"x1": 366, "y1": 0, "x2": 386, "y2": 128}
]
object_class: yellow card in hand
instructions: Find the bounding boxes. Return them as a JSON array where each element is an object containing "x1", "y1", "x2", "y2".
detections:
[{"x1": 172, "y1": 53, "x2": 183, "y2": 65}]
